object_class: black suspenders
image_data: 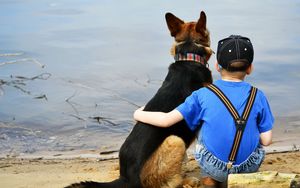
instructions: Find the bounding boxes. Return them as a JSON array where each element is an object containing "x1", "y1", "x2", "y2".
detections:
[{"x1": 206, "y1": 84, "x2": 258, "y2": 169}]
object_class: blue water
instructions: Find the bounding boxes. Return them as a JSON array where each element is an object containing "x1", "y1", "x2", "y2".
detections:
[{"x1": 0, "y1": 0, "x2": 300, "y2": 155}]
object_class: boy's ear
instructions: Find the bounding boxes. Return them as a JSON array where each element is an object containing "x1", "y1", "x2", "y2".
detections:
[
  {"x1": 246, "y1": 64, "x2": 254, "y2": 75},
  {"x1": 165, "y1": 12, "x2": 184, "y2": 37},
  {"x1": 215, "y1": 62, "x2": 221, "y2": 72}
]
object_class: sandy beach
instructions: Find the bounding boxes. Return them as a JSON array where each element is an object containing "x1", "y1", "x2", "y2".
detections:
[{"x1": 0, "y1": 149, "x2": 299, "y2": 188}]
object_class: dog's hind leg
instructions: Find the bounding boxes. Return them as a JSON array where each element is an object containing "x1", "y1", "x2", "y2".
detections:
[{"x1": 140, "y1": 135, "x2": 186, "y2": 188}]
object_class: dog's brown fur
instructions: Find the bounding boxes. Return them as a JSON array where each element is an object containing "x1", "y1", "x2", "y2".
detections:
[
  {"x1": 65, "y1": 11, "x2": 212, "y2": 188},
  {"x1": 140, "y1": 135, "x2": 186, "y2": 188}
]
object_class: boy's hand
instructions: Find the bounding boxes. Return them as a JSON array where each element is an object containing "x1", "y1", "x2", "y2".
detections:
[
  {"x1": 133, "y1": 106, "x2": 145, "y2": 123},
  {"x1": 137, "y1": 106, "x2": 145, "y2": 111},
  {"x1": 260, "y1": 130, "x2": 272, "y2": 146}
]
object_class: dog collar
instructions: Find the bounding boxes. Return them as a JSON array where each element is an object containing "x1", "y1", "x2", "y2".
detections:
[{"x1": 174, "y1": 53, "x2": 207, "y2": 66}]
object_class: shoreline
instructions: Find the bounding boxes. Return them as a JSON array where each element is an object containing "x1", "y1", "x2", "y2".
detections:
[
  {"x1": 1, "y1": 140, "x2": 299, "y2": 160},
  {"x1": 2, "y1": 114, "x2": 299, "y2": 160}
]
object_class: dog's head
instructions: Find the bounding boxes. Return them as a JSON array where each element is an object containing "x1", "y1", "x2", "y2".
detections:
[{"x1": 166, "y1": 11, "x2": 213, "y2": 62}]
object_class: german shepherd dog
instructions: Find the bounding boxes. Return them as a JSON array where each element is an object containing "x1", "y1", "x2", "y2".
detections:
[{"x1": 66, "y1": 11, "x2": 213, "y2": 188}]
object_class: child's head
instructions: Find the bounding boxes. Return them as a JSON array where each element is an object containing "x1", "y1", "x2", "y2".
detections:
[{"x1": 216, "y1": 35, "x2": 254, "y2": 73}]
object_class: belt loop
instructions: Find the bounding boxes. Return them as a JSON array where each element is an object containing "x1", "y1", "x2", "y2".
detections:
[{"x1": 227, "y1": 161, "x2": 234, "y2": 169}]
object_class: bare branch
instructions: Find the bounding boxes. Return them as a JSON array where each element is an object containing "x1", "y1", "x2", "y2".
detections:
[
  {"x1": 12, "y1": 73, "x2": 51, "y2": 81},
  {"x1": 0, "y1": 73, "x2": 51, "y2": 97},
  {"x1": 64, "y1": 91, "x2": 118, "y2": 127},
  {"x1": 100, "y1": 87, "x2": 141, "y2": 108},
  {"x1": 65, "y1": 91, "x2": 77, "y2": 103},
  {"x1": 99, "y1": 149, "x2": 119, "y2": 155},
  {"x1": 13, "y1": 85, "x2": 31, "y2": 95},
  {"x1": 0, "y1": 58, "x2": 45, "y2": 68},
  {"x1": 34, "y1": 94, "x2": 48, "y2": 101},
  {"x1": 133, "y1": 74, "x2": 162, "y2": 87},
  {"x1": 88, "y1": 116, "x2": 117, "y2": 126},
  {"x1": 0, "y1": 52, "x2": 24, "y2": 57},
  {"x1": 65, "y1": 91, "x2": 80, "y2": 116},
  {"x1": 69, "y1": 114, "x2": 86, "y2": 121},
  {"x1": 112, "y1": 94, "x2": 140, "y2": 108}
]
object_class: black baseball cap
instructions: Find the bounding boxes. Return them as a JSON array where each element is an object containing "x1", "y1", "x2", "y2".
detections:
[{"x1": 217, "y1": 35, "x2": 254, "y2": 71}]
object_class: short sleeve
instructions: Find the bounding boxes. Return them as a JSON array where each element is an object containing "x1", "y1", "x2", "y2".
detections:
[
  {"x1": 176, "y1": 91, "x2": 203, "y2": 131},
  {"x1": 257, "y1": 90, "x2": 274, "y2": 133}
]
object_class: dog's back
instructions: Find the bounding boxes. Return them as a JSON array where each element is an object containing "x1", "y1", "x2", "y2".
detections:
[
  {"x1": 119, "y1": 61, "x2": 212, "y2": 186},
  {"x1": 65, "y1": 11, "x2": 212, "y2": 188}
]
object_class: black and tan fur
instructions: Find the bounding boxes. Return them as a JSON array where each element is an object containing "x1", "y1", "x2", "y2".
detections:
[{"x1": 65, "y1": 11, "x2": 213, "y2": 188}]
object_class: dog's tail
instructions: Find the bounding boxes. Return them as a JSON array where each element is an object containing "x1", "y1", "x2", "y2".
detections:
[{"x1": 64, "y1": 178, "x2": 128, "y2": 188}]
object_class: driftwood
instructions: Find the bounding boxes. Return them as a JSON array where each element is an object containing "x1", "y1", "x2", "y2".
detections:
[
  {"x1": 228, "y1": 171, "x2": 300, "y2": 188},
  {"x1": 0, "y1": 52, "x2": 50, "y2": 99}
]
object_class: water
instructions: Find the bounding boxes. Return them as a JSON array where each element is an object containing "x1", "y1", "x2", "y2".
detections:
[{"x1": 0, "y1": 0, "x2": 300, "y2": 156}]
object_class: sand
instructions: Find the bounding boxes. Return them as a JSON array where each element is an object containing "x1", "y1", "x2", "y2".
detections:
[{"x1": 0, "y1": 150, "x2": 300, "y2": 188}]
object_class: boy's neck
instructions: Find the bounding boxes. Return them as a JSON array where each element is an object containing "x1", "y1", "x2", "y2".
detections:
[
  {"x1": 220, "y1": 69, "x2": 246, "y2": 82},
  {"x1": 221, "y1": 76, "x2": 244, "y2": 82}
]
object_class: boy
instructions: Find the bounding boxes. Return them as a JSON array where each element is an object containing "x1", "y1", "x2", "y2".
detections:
[{"x1": 134, "y1": 35, "x2": 274, "y2": 188}]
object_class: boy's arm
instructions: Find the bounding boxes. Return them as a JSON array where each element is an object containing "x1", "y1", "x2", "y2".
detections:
[
  {"x1": 260, "y1": 130, "x2": 272, "y2": 146},
  {"x1": 257, "y1": 90, "x2": 274, "y2": 146},
  {"x1": 133, "y1": 107, "x2": 184, "y2": 128}
]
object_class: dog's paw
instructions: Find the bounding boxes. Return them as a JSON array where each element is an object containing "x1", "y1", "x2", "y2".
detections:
[{"x1": 182, "y1": 177, "x2": 201, "y2": 188}]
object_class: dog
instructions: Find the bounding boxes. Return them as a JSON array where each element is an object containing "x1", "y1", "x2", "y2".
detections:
[{"x1": 65, "y1": 11, "x2": 213, "y2": 188}]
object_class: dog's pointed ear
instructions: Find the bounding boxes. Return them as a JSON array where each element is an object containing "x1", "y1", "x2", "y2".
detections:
[
  {"x1": 196, "y1": 11, "x2": 207, "y2": 35},
  {"x1": 165, "y1": 12, "x2": 184, "y2": 37}
]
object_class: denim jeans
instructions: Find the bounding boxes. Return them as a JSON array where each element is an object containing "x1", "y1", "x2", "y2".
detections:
[{"x1": 194, "y1": 142, "x2": 265, "y2": 182}]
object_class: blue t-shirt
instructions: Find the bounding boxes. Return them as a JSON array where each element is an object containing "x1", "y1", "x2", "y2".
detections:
[{"x1": 177, "y1": 80, "x2": 274, "y2": 164}]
